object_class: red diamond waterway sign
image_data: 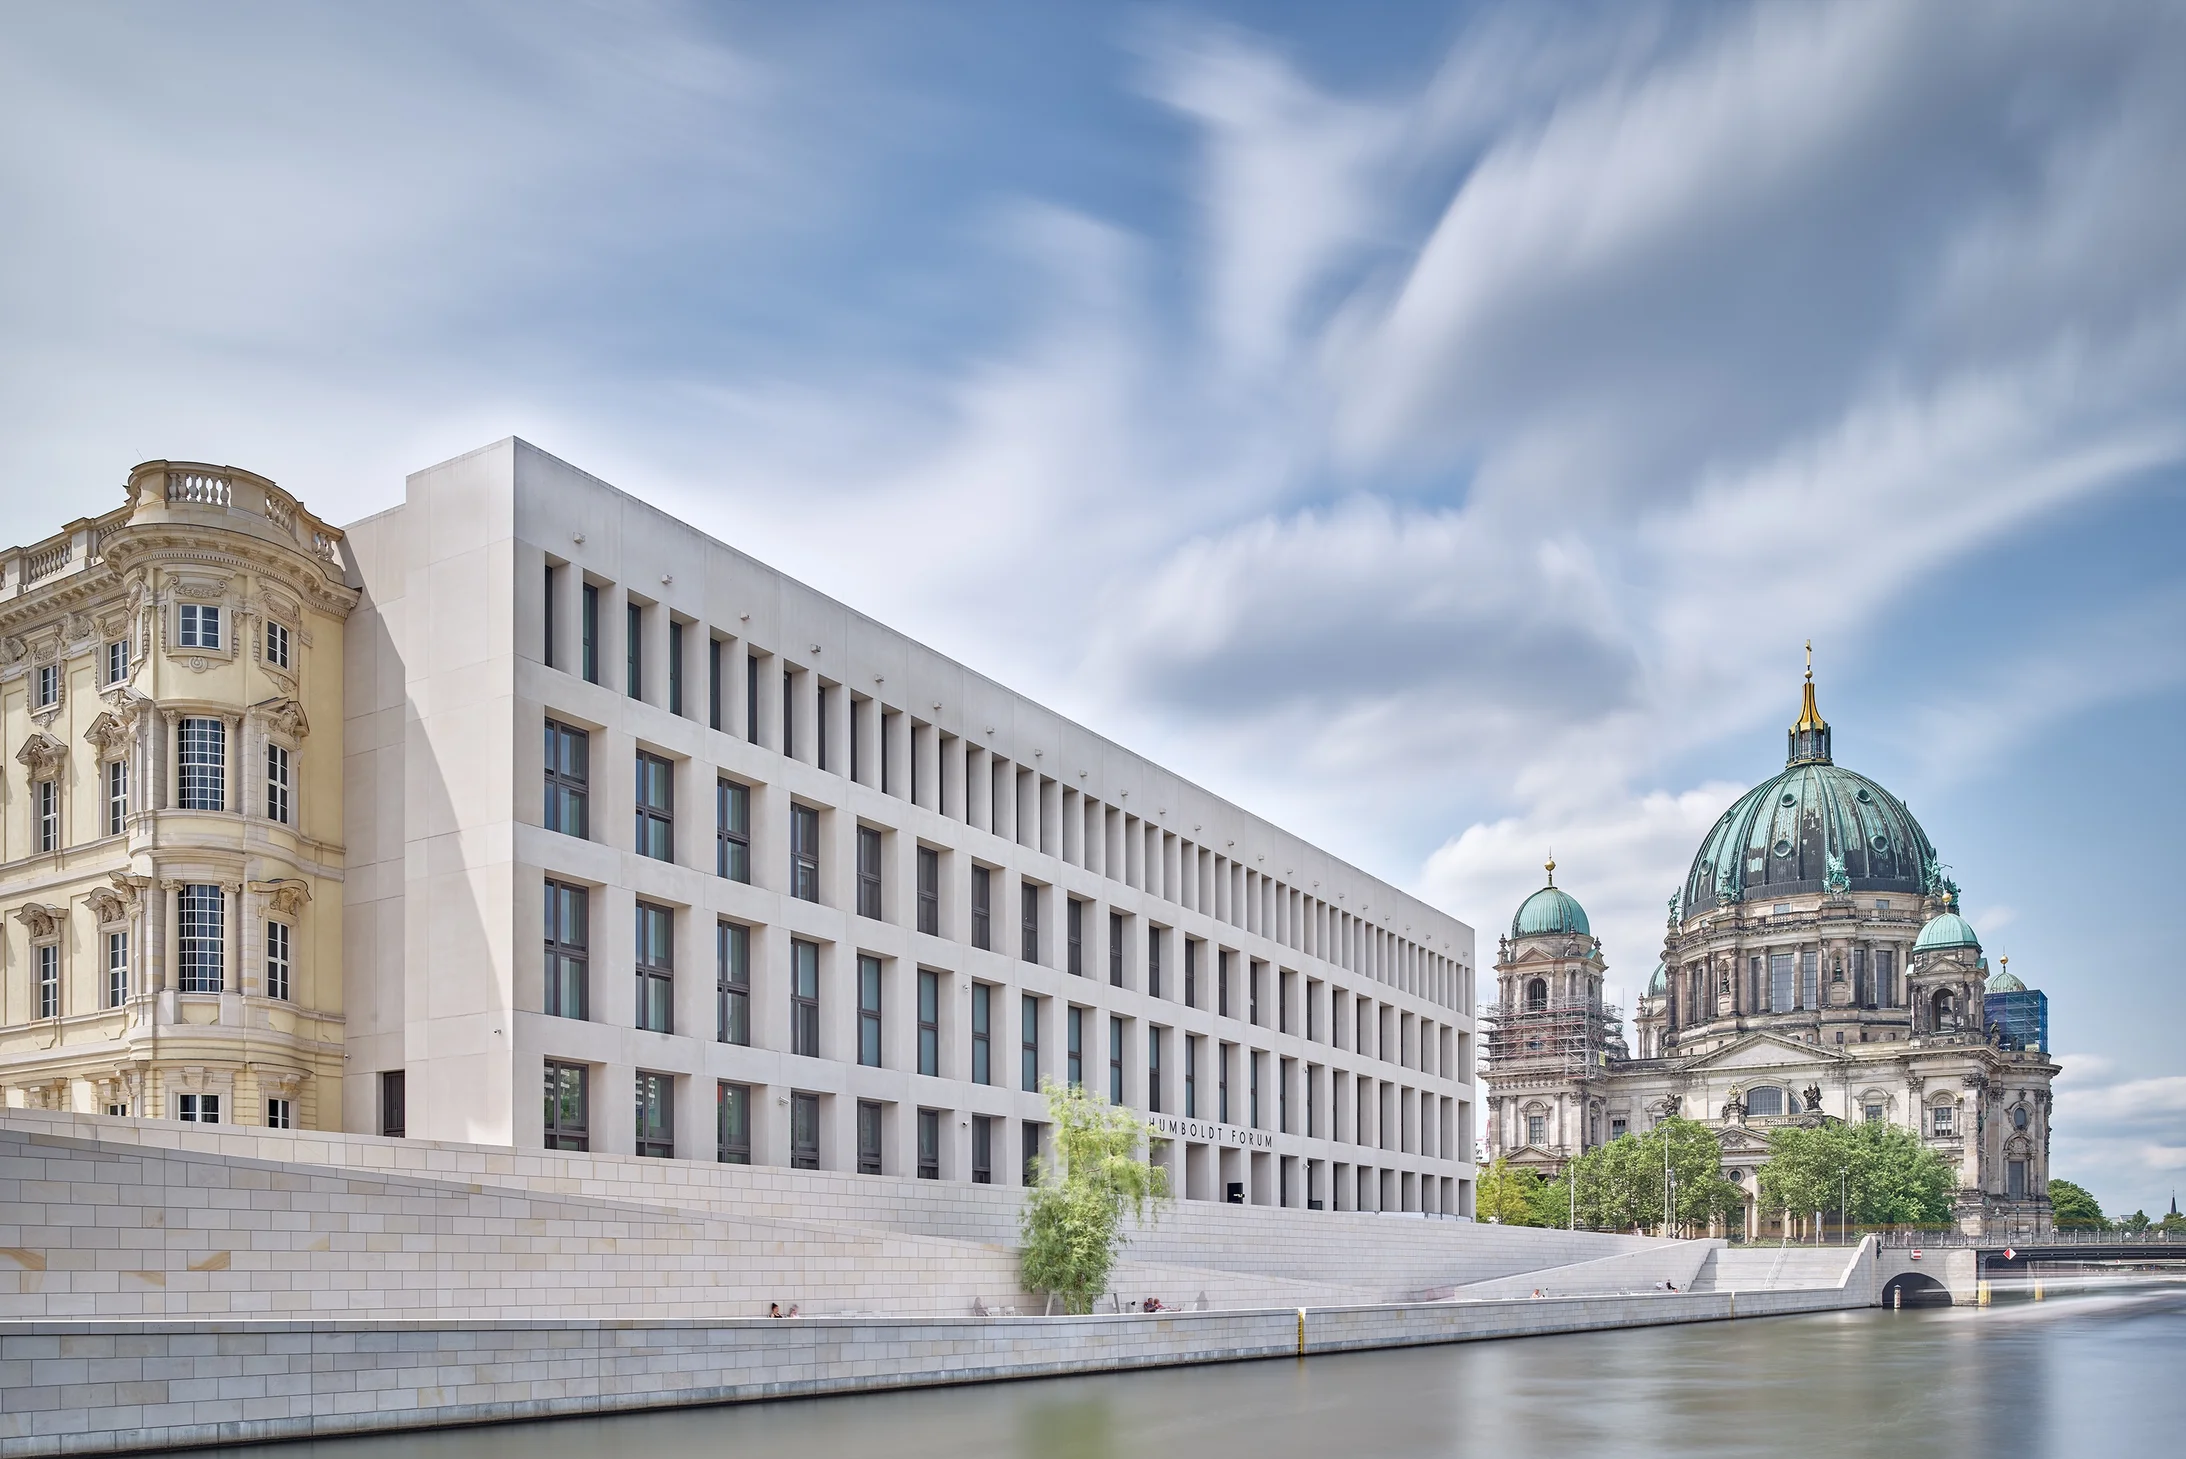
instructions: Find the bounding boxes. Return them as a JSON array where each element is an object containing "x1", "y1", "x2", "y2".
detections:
[{"x1": 2003, "y1": 1246, "x2": 2016, "y2": 1260}]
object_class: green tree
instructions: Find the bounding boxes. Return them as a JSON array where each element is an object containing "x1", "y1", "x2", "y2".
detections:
[
  {"x1": 2119, "y1": 1209, "x2": 2152, "y2": 1235},
  {"x1": 1530, "y1": 1120, "x2": 1743, "y2": 1232},
  {"x1": 1018, "y1": 1080, "x2": 1170, "y2": 1313},
  {"x1": 1476, "y1": 1156, "x2": 1550, "y2": 1225},
  {"x1": 2048, "y1": 1179, "x2": 2107, "y2": 1230},
  {"x1": 1758, "y1": 1122, "x2": 1954, "y2": 1230}
]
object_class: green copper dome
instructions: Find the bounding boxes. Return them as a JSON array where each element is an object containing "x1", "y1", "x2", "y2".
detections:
[
  {"x1": 1681, "y1": 673, "x2": 1938, "y2": 916},
  {"x1": 1986, "y1": 965, "x2": 2025, "y2": 993},
  {"x1": 1512, "y1": 861, "x2": 1590, "y2": 938},
  {"x1": 1646, "y1": 961, "x2": 1667, "y2": 997},
  {"x1": 1915, "y1": 908, "x2": 1981, "y2": 953}
]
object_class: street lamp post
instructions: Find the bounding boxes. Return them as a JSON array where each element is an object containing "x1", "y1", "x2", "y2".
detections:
[{"x1": 1839, "y1": 1168, "x2": 1850, "y2": 1246}]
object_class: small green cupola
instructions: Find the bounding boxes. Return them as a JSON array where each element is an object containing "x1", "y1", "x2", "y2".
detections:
[{"x1": 1512, "y1": 858, "x2": 1591, "y2": 938}]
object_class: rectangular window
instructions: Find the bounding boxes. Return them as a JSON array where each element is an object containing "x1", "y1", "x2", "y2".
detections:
[
  {"x1": 1185, "y1": 1035, "x2": 1198, "y2": 1119},
  {"x1": 106, "y1": 639, "x2": 129, "y2": 684},
  {"x1": 36, "y1": 779, "x2": 57, "y2": 852},
  {"x1": 264, "y1": 618, "x2": 290, "y2": 670},
  {"x1": 859, "y1": 955, "x2": 884, "y2": 1067},
  {"x1": 1249, "y1": 1050, "x2": 1261, "y2": 1128},
  {"x1": 1067, "y1": 1005, "x2": 1085, "y2": 1087},
  {"x1": 1147, "y1": 1027, "x2": 1163, "y2": 1113},
  {"x1": 783, "y1": 669, "x2": 793, "y2": 756},
  {"x1": 917, "y1": 1108, "x2": 941, "y2": 1180},
  {"x1": 36, "y1": 944, "x2": 59, "y2": 1020},
  {"x1": 1185, "y1": 938, "x2": 1198, "y2": 1007},
  {"x1": 581, "y1": 583, "x2": 599, "y2": 683},
  {"x1": 627, "y1": 602, "x2": 643, "y2": 699},
  {"x1": 265, "y1": 920, "x2": 292, "y2": 1001},
  {"x1": 817, "y1": 684, "x2": 829, "y2": 771},
  {"x1": 971, "y1": 982, "x2": 992, "y2": 1085},
  {"x1": 177, "y1": 1094, "x2": 221, "y2": 1124},
  {"x1": 1021, "y1": 993, "x2": 1040, "y2": 1092},
  {"x1": 543, "y1": 1062, "x2": 585, "y2": 1149},
  {"x1": 1768, "y1": 952, "x2": 1794, "y2": 1013},
  {"x1": 1875, "y1": 950, "x2": 1896, "y2": 1007},
  {"x1": 635, "y1": 902, "x2": 674, "y2": 1034},
  {"x1": 35, "y1": 662, "x2": 57, "y2": 708},
  {"x1": 851, "y1": 697, "x2": 862, "y2": 784},
  {"x1": 857, "y1": 1100, "x2": 883, "y2": 1175},
  {"x1": 1022, "y1": 1123, "x2": 1041, "y2": 1188},
  {"x1": 918, "y1": 969, "x2": 940, "y2": 1076},
  {"x1": 791, "y1": 939, "x2": 820, "y2": 1057},
  {"x1": 635, "y1": 752, "x2": 674, "y2": 861},
  {"x1": 1218, "y1": 1042, "x2": 1231, "y2": 1124},
  {"x1": 265, "y1": 742, "x2": 291, "y2": 825},
  {"x1": 544, "y1": 880, "x2": 589, "y2": 1020},
  {"x1": 178, "y1": 602, "x2": 221, "y2": 649},
  {"x1": 106, "y1": 757, "x2": 128, "y2": 836},
  {"x1": 1932, "y1": 1105, "x2": 1955, "y2": 1137},
  {"x1": 178, "y1": 716, "x2": 225, "y2": 810},
  {"x1": 1067, "y1": 899, "x2": 1084, "y2": 976},
  {"x1": 709, "y1": 637, "x2": 722, "y2": 731},
  {"x1": 717, "y1": 921, "x2": 749, "y2": 1045},
  {"x1": 668, "y1": 621, "x2": 684, "y2": 716},
  {"x1": 1610, "y1": 1115, "x2": 1626, "y2": 1140},
  {"x1": 1852, "y1": 947, "x2": 1869, "y2": 1006},
  {"x1": 791, "y1": 804, "x2": 820, "y2": 902},
  {"x1": 381, "y1": 1070, "x2": 407, "y2": 1138},
  {"x1": 971, "y1": 1114, "x2": 993, "y2": 1184},
  {"x1": 635, "y1": 1071, "x2": 674, "y2": 1158},
  {"x1": 1864, "y1": 1102, "x2": 1885, "y2": 1125},
  {"x1": 716, "y1": 779, "x2": 750, "y2": 881},
  {"x1": 1250, "y1": 963, "x2": 1261, "y2": 1026},
  {"x1": 543, "y1": 720, "x2": 590, "y2": 838},
  {"x1": 857, "y1": 826, "x2": 883, "y2": 919},
  {"x1": 718, "y1": 1082, "x2": 751, "y2": 1164},
  {"x1": 1280, "y1": 1058, "x2": 1292, "y2": 1132},
  {"x1": 1109, "y1": 911, "x2": 1123, "y2": 987},
  {"x1": 1021, "y1": 881, "x2": 1040, "y2": 963},
  {"x1": 266, "y1": 1098, "x2": 293, "y2": 1130},
  {"x1": 791, "y1": 1091, "x2": 820, "y2": 1169},
  {"x1": 107, "y1": 930, "x2": 128, "y2": 1007},
  {"x1": 1148, "y1": 926, "x2": 1163, "y2": 999},
  {"x1": 2007, "y1": 1159, "x2": 2026, "y2": 1198},
  {"x1": 544, "y1": 564, "x2": 558, "y2": 668},
  {"x1": 971, "y1": 866, "x2": 991, "y2": 950},
  {"x1": 539, "y1": 1063, "x2": 585, "y2": 1154},
  {"x1": 178, "y1": 883, "x2": 225, "y2": 993},
  {"x1": 1219, "y1": 952, "x2": 1232, "y2": 1018},
  {"x1": 1527, "y1": 1113, "x2": 1547, "y2": 1146},
  {"x1": 746, "y1": 652, "x2": 759, "y2": 743},
  {"x1": 1109, "y1": 1015, "x2": 1124, "y2": 1105},
  {"x1": 1799, "y1": 950, "x2": 1819, "y2": 1010},
  {"x1": 917, "y1": 847, "x2": 939, "y2": 935}
]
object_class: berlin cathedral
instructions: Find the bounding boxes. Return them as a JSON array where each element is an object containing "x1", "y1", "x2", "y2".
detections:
[{"x1": 1481, "y1": 666, "x2": 2059, "y2": 1237}]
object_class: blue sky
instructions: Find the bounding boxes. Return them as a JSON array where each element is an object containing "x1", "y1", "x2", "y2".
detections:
[{"x1": 4, "y1": 0, "x2": 2182, "y2": 1215}]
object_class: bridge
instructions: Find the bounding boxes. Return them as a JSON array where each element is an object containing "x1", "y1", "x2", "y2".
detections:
[{"x1": 1873, "y1": 1230, "x2": 2186, "y2": 1306}]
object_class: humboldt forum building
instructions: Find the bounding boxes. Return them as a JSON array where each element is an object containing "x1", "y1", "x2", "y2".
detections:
[{"x1": 0, "y1": 441, "x2": 1476, "y2": 1217}]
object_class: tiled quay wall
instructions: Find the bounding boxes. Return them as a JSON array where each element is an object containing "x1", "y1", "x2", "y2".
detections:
[
  {"x1": 0, "y1": 1113, "x2": 1660, "y2": 1318},
  {"x1": 0, "y1": 1282, "x2": 1874, "y2": 1458}
]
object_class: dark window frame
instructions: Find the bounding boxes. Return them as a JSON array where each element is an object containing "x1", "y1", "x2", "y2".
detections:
[
  {"x1": 858, "y1": 954, "x2": 884, "y2": 1068},
  {"x1": 971, "y1": 982, "x2": 992, "y2": 1085},
  {"x1": 790, "y1": 938, "x2": 820, "y2": 1057},
  {"x1": 581, "y1": 583, "x2": 599, "y2": 683},
  {"x1": 635, "y1": 751, "x2": 674, "y2": 862},
  {"x1": 1067, "y1": 1005, "x2": 1084, "y2": 1088},
  {"x1": 626, "y1": 601, "x2": 643, "y2": 700},
  {"x1": 857, "y1": 1099, "x2": 883, "y2": 1175},
  {"x1": 1020, "y1": 992, "x2": 1040, "y2": 1093},
  {"x1": 790, "y1": 804, "x2": 820, "y2": 903},
  {"x1": 1067, "y1": 898, "x2": 1084, "y2": 976},
  {"x1": 917, "y1": 846, "x2": 939, "y2": 935},
  {"x1": 857, "y1": 825, "x2": 883, "y2": 920},
  {"x1": 791, "y1": 1090, "x2": 821, "y2": 1169},
  {"x1": 717, "y1": 920, "x2": 749, "y2": 1045},
  {"x1": 1109, "y1": 1014, "x2": 1124, "y2": 1105},
  {"x1": 381, "y1": 1069, "x2": 408, "y2": 1138},
  {"x1": 971, "y1": 866, "x2": 991, "y2": 950},
  {"x1": 543, "y1": 720, "x2": 590, "y2": 839},
  {"x1": 545, "y1": 880, "x2": 589, "y2": 1020},
  {"x1": 917, "y1": 968, "x2": 940, "y2": 1076},
  {"x1": 1020, "y1": 880, "x2": 1040, "y2": 963},
  {"x1": 917, "y1": 1108, "x2": 941, "y2": 1180},
  {"x1": 635, "y1": 901, "x2": 674, "y2": 1034},
  {"x1": 1109, "y1": 911, "x2": 1123, "y2": 987},
  {"x1": 718, "y1": 1081, "x2": 751, "y2": 1164},
  {"x1": 635, "y1": 1070, "x2": 674, "y2": 1158},
  {"x1": 716, "y1": 778, "x2": 750, "y2": 881}
]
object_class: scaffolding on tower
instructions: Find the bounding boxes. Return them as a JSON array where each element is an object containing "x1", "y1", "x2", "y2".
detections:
[{"x1": 1479, "y1": 994, "x2": 1628, "y2": 1083}]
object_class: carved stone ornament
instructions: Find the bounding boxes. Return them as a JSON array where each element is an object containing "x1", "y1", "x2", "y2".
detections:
[
  {"x1": 251, "y1": 879, "x2": 311, "y2": 918},
  {"x1": 250, "y1": 696, "x2": 310, "y2": 743},
  {"x1": 86, "y1": 887, "x2": 130, "y2": 924},
  {"x1": 172, "y1": 576, "x2": 231, "y2": 602},
  {"x1": 259, "y1": 588, "x2": 300, "y2": 624},
  {"x1": 15, "y1": 730, "x2": 67, "y2": 777},
  {"x1": 0, "y1": 636, "x2": 24, "y2": 667},
  {"x1": 83, "y1": 707, "x2": 139, "y2": 760},
  {"x1": 13, "y1": 903, "x2": 65, "y2": 940}
]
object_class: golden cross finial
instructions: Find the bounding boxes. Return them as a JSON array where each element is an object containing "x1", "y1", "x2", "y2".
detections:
[
  {"x1": 1544, "y1": 854, "x2": 1556, "y2": 885},
  {"x1": 1805, "y1": 639, "x2": 1812, "y2": 682}
]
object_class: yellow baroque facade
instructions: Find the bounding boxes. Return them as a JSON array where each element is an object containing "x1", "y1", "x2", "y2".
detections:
[{"x1": 0, "y1": 461, "x2": 355, "y2": 1128}]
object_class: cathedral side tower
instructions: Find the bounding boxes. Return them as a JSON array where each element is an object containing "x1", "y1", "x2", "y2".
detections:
[
  {"x1": 1481, "y1": 861, "x2": 1624, "y2": 1175},
  {"x1": 0, "y1": 461, "x2": 357, "y2": 1127}
]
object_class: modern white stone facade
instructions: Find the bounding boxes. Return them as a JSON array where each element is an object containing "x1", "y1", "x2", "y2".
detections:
[{"x1": 339, "y1": 439, "x2": 1477, "y2": 1213}]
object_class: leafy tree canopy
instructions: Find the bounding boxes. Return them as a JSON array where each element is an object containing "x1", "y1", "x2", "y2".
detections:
[
  {"x1": 1477, "y1": 1156, "x2": 1551, "y2": 1226},
  {"x1": 1757, "y1": 1121, "x2": 1954, "y2": 1227},
  {"x1": 2049, "y1": 1178, "x2": 2107, "y2": 1229},
  {"x1": 1531, "y1": 1119, "x2": 1744, "y2": 1233},
  {"x1": 1019, "y1": 1081, "x2": 1170, "y2": 1312}
]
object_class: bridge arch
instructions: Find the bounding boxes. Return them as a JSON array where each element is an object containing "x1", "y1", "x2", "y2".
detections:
[{"x1": 1882, "y1": 1272, "x2": 1952, "y2": 1309}]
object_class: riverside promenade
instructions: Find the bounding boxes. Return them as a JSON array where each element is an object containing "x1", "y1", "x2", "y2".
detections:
[{"x1": 0, "y1": 1113, "x2": 1873, "y2": 1454}]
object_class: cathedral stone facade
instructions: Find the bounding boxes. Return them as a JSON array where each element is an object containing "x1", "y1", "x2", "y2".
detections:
[{"x1": 1482, "y1": 669, "x2": 2057, "y2": 1238}]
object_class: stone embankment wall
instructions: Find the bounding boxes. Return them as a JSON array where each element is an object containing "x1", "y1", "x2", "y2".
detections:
[{"x1": 0, "y1": 1281, "x2": 1875, "y2": 1458}]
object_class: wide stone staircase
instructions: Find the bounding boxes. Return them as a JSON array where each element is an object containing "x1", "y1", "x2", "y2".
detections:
[{"x1": 1687, "y1": 1243, "x2": 1863, "y2": 1292}]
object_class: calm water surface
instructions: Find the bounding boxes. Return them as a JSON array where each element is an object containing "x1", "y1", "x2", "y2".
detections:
[{"x1": 209, "y1": 1288, "x2": 2185, "y2": 1459}]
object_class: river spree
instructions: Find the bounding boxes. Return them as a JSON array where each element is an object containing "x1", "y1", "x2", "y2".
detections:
[{"x1": 207, "y1": 1287, "x2": 2182, "y2": 1459}]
